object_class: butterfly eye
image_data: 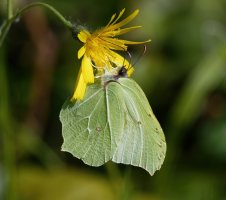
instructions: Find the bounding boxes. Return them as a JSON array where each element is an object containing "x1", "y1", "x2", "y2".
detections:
[{"x1": 118, "y1": 66, "x2": 128, "y2": 77}]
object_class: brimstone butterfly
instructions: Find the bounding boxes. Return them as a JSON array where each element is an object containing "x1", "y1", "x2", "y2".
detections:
[{"x1": 60, "y1": 66, "x2": 166, "y2": 175}]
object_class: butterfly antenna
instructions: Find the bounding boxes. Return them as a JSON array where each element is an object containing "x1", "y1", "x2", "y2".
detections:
[
  {"x1": 124, "y1": 50, "x2": 133, "y2": 72},
  {"x1": 131, "y1": 45, "x2": 147, "y2": 67}
]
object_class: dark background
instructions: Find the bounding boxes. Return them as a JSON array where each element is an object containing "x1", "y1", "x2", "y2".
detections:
[{"x1": 1, "y1": 0, "x2": 226, "y2": 199}]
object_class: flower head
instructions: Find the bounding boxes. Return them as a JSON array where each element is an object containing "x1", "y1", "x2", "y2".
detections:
[{"x1": 72, "y1": 8, "x2": 150, "y2": 101}]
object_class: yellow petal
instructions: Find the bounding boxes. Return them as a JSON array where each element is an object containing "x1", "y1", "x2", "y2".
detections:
[
  {"x1": 121, "y1": 58, "x2": 134, "y2": 77},
  {"x1": 100, "y1": 38, "x2": 150, "y2": 51},
  {"x1": 100, "y1": 37, "x2": 127, "y2": 50},
  {"x1": 105, "y1": 9, "x2": 139, "y2": 31},
  {"x1": 115, "y1": 26, "x2": 142, "y2": 35},
  {"x1": 122, "y1": 39, "x2": 151, "y2": 44},
  {"x1": 71, "y1": 68, "x2": 87, "y2": 101},
  {"x1": 99, "y1": 26, "x2": 141, "y2": 38},
  {"x1": 110, "y1": 8, "x2": 125, "y2": 25},
  {"x1": 81, "y1": 55, "x2": 94, "y2": 83},
  {"x1": 106, "y1": 13, "x2": 117, "y2": 27},
  {"x1": 127, "y1": 65, "x2": 134, "y2": 76},
  {"x1": 78, "y1": 46, "x2": 86, "y2": 59},
  {"x1": 77, "y1": 30, "x2": 91, "y2": 43}
]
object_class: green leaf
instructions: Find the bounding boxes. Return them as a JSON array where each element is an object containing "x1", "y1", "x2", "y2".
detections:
[{"x1": 60, "y1": 78, "x2": 166, "y2": 175}]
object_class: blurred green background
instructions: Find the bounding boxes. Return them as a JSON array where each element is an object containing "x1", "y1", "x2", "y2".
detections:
[{"x1": 1, "y1": 0, "x2": 226, "y2": 199}]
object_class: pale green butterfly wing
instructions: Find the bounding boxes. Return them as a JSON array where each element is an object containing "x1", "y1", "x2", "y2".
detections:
[
  {"x1": 111, "y1": 78, "x2": 166, "y2": 175},
  {"x1": 60, "y1": 83, "x2": 124, "y2": 166},
  {"x1": 60, "y1": 77, "x2": 166, "y2": 174}
]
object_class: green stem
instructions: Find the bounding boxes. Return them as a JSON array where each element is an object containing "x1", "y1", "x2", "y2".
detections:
[
  {"x1": 1, "y1": 2, "x2": 16, "y2": 200},
  {"x1": 13, "y1": 2, "x2": 73, "y2": 29},
  {"x1": 105, "y1": 163, "x2": 134, "y2": 200},
  {"x1": 0, "y1": 48, "x2": 17, "y2": 200},
  {"x1": 7, "y1": 0, "x2": 13, "y2": 19},
  {"x1": 121, "y1": 167, "x2": 133, "y2": 200},
  {"x1": 0, "y1": 0, "x2": 13, "y2": 47},
  {"x1": 0, "y1": 2, "x2": 73, "y2": 47},
  {"x1": 105, "y1": 162, "x2": 122, "y2": 198},
  {"x1": 0, "y1": 21, "x2": 12, "y2": 47}
]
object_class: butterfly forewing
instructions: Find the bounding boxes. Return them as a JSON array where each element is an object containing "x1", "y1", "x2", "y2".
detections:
[{"x1": 112, "y1": 78, "x2": 166, "y2": 175}]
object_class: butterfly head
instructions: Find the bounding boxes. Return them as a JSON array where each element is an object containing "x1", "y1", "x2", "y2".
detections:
[{"x1": 117, "y1": 66, "x2": 128, "y2": 78}]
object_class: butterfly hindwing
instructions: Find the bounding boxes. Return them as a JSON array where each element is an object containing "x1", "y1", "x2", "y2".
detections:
[
  {"x1": 111, "y1": 78, "x2": 166, "y2": 175},
  {"x1": 60, "y1": 83, "x2": 124, "y2": 166}
]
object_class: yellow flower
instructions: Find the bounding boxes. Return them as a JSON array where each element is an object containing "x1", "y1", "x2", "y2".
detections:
[{"x1": 71, "y1": 8, "x2": 150, "y2": 101}]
